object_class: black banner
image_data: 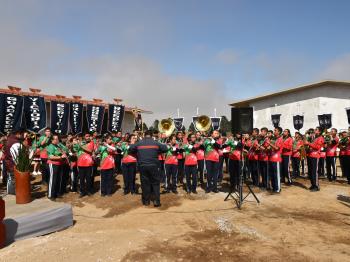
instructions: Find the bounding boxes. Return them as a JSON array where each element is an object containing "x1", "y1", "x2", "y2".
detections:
[
  {"x1": 211, "y1": 117, "x2": 221, "y2": 131},
  {"x1": 134, "y1": 113, "x2": 143, "y2": 131},
  {"x1": 192, "y1": 116, "x2": 199, "y2": 131},
  {"x1": 271, "y1": 114, "x2": 281, "y2": 128},
  {"x1": 173, "y1": 117, "x2": 184, "y2": 131},
  {"x1": 293, "y1": 115, "x2": 304, "y2": 131},
  {"x1": 0, "y1": 94, "x2": 24, "y2": 135},
  {"x1": 108, "y1": 104, "x2": 125, "y2": 133},
  {"x1": 86, "y1": 104, "x2": 105, "y2": 134},
  {"x1": 24, "y1": 96, "x2": 46, "y2": 133},
  {"x1": 346, "y1": 108, "x2": 350, "y2": 125},
  {"x1": 69, "y1": 102, "x2": 83, "y2": 134},
  {"x1": 50, "y1": 101, "x2": 69, "y2": 135}
]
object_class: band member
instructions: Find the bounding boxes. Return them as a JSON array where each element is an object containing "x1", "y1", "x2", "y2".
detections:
[
  {"x1": 195, "y1": 131, "x2": 205, "y2": 185},
  {"x1": 217, "y1": 134, "x2": 225, "y2": 183},
  {"x1": 157, "y1": 132, "x2": 166, "y2": 185},
  {"x1": 164, "y1": 134, "x2": 179, "y2": 193},
  {"x1": 75, "y1": 133, "x2": 95, "y2": 197},
  {"x1": 176, "y1": 131, "x2": 185, "y2": 185},
  {"x1": 266, "y1": 127, "x2": 284, "y2": 193},
  {"x1": 281, "y1": 129, "x2": 293, "y2": 185},
  {"x1": 257, "y1": 127, "x2": 269, "y2": 189},
  {"x1": 204, "y1": 130, "x2": 221, "y2": 193},
  {"x1": 338, "y1": 131, "x2": 350, "y2": 184},
  {"x1": 97, "y1": 135, "x2": 116, "y2": 196},
  {"x1": 112, "y1": 131, "x2": 123, "y2": 174},
  {"x1": 183, "y1": 134, "x2": 198, "y2": 194},
  {"x1": 304, "y1": 127, "x2": 324, "y2": 191},
  {"x1": 227, "y1": 134, "x2": 242, "y2": 190},
  {"x1": 69, "y1": 136, "x2": 79, "y2": 192},
  {"x1": 325, "y1": 128, "x2": 339, "y2": 181},
  {"x1": 121, "y1": 134, "x2": 138, "y2": 195},
  {"x1": 318, "y1": 143, "x2": 326, "y2": 178},
  {"x1": 246, "y1": 128, "x2": 259, "y2": 186},
  {"x1": 38, "y1": 128, "x2": 52, "y2": 184},
  {"x1": 46, "y1": 134, "x2": 67, "y2": 201},
  {"x1": 291, "y1": 132, "x2": 304, "y2": 178},
  {"x1": 128, "y1": 130, "x2": 168, "y2": 207},
  {"x1": 58, "y1": 136, "x2": 70, "y2": 196}
]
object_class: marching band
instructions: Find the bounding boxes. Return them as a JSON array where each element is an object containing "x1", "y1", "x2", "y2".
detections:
[{"x1": 0, "y1": 119, "x2": 350, "y2": 202}]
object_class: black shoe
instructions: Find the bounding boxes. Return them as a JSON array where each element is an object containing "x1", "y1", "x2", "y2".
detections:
[
  {"x1": 79, "y1": 194, "x2": 86, "y2": 198},
  {"x1": 48, "y1": 197, "x2": 56, "y2": 201},
  {"x1": 142, "y1": 200, "x2": 150, "y2": 206},
  {"x1": 205, "y1": 189, "x2": 211, "y2": 193},
  {"x1": 310, "y1": 187, "x2": 319, "y2": 192},
  {"x1": 101, "y1": 194, "x2": 106, "y2": 197},
  {"x1": 213, "y1": 189, "x2": 219, "y2": 193},
  {"x1": 192, "y1": 189, "x2": 197, "y2": 194},
  {"x1": 153, "y1": 200, "x2": 161, "y2": 207},
  {"x1": 124, "y1": 190, "x2": 130, "y2": 195},
  {"x1": 172, "y1": 189, "x2": 178, "y2": 194},
  {"x1": 308, "y1": 186, "x2": 315, "y2": 190},
  {"x1": 107, "y1": 194, "x2": 113, "y2": 197}
]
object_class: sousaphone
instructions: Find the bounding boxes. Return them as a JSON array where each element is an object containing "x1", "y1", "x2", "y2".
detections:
[
  {"x1": 195, "y1": 115, "x2": 212, "y2": 132},
  {"x1": 158, "y1": 118, "x2": 175, "y2": 137}
]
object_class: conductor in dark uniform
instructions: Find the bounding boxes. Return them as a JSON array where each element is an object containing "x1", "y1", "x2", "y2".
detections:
[{"x1": 129, "y1": 130, "x2": 168, "y2": 207}]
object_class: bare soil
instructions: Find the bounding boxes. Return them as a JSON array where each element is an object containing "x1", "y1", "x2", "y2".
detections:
[{"x1": 1, "y1": 175, "x2": 350, "y2": 262}]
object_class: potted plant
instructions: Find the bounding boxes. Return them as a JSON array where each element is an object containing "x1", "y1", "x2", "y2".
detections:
[{"x1": 13, "y1": 143, "x2": 33, "y2": 204}]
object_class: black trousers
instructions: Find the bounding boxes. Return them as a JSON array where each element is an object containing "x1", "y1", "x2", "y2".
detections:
[
  {"x1": 206, "y1": 160, "x2": 219, "y2": 192},
  {"x1": 218, "y1": 156, "x2": 224, "y2": 182},
  {"x1": 281, "y1": 155, "x2": 292, "y2": 183},
  {"x1": 185, "y1": 165, "x2": 197, "y2": 192},
  {"x1": 340, "y1": 155, "x2": 350, "y2": 182},
  {"x1": 291, "y1": 157, "x2": 300, "y2": 178},
  {"x1": 318, "y1": 157, "x2": 325, "y2": 177},
  {"x1": 223, "y1": 153, "x2": 229, "y2": 173},
  {"x1": 249, "y1": 160, "x2": 259, "y2": 186},
  {"x1": 70, "y1": 166, "x2": 79, "y2": 192},
  {"x1": 307, "y1": 157, "x2": 319, "y2": 189},
  {"x1": 101, "y1": 168, "x2": 114, "y2": 195},
  {"x1": 177, "y1": 159, "x2": 185, "y2": 184},
  {"x1": 228, "y1": 159, "x2": 240, "y2": 188},
  {"x1": 78, "y1": 166, "x2": 93, "y2": 196},
  {"x1": 41, "y1": 158, "x2": 48, "y2": 184},
  {"x1": 115, "y1": 154, "x2": 122, "y2": 174},
  {"x1": 197, "y1": 160, "x2": 204, "y2": 183},
  {"x1": 259, "y1": 161, "x2": 268, "y2": 188},
  {"x1": 326, "y1": 156, "x2": 337, "y2": 181},
  {"x1": 48, "y1": 163, "x2": 62, "y2": 199},
  {"x1": 159, "y1": 160, "x2": 165, "y2": 184},
  {"x1": 165, "y1": 164, "x2": 178, "y2": 191},
  {"x1": 268, "y1": 161, "x2": 281, "y2": 192},
  {"x1": 59, "y1": 163, "x2": 70, "y2": 195},
  {"x1": 139, "y1": 165, "x2": 160, "y2": 202},
  {"x1": 122, "y1": 162, "x2": 137, "y2": 193}
]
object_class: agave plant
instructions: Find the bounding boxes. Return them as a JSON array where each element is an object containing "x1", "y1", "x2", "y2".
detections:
[{"x1": 13, "y1": 143, "x2": 34, "y2": 173}]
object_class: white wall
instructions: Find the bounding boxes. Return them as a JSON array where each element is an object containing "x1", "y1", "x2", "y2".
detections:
[{"x1": 249, "y1": 83, "x2": 350, "y2": 133}]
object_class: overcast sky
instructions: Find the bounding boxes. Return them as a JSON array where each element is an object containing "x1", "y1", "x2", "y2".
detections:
[{"x1": 1, "y1": 0, "x2": 350, "y2": 125}]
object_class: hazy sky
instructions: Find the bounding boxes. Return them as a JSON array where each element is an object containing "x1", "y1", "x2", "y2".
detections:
[{"x1": 1, "y1": 0, "x2": 350, "y2": 125}]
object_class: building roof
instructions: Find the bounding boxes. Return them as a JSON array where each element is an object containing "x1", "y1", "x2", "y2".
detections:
[
  {"x1": 229, "y1": 80, "x2": 350, "y2": 107},
  {"x1": 0, "y1": 86, "x2": 152, "y2": 114}
]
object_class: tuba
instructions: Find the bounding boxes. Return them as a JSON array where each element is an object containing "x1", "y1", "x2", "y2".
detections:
[
  {"x1": 195, "y1": 115, "x2": 212, "y2": 132},
  {"x1": 158, "y1": 118, "x2": 175, "y2": 137}
]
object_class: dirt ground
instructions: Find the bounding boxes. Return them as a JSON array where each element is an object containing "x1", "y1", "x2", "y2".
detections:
[{"x1": 1, "y1": 174, "x2": 350, "y2": 262}]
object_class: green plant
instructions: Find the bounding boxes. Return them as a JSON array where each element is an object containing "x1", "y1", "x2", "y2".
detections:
[{"x1": 14, "y1": 143, "x2": 33, "y2": 172}]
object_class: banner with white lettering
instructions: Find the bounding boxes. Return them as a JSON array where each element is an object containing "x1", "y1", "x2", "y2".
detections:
[
  {"x1": 173, "y1": 117, "x2": 184, "y2": 131},
  {"x1": 86, "y1": 104, "x2": 105, "y2": 134},
  {"x1": 0, "y1": 94, "x2": 24, "y2": 135},
  {"x1": 69, "y1": 102, "x2": 83, "y2": 134},
  {"x1": 50, "y1": 101, "x2": 69, "y2": 135},
  {"x1": 192, "y1": 116, "x2": 199, "y2": 131},
  {"x1": 211, "y1": 117, "x2": 221, "y2": 131},
  {"x1": 108, "y1": 104, "x2": 125, "y2": 133},
  {"x1": 23, "y1": 96, "x2": 46, "y2": 133}
]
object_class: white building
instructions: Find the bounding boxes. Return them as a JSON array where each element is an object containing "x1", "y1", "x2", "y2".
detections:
[{"x1": 229, "y1": 80, "x2": 350, "y2": 133}]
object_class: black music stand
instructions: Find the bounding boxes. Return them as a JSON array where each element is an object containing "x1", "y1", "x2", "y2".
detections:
[{"x1": 224, "y1": 136, "x2": 260, "y2": 209}]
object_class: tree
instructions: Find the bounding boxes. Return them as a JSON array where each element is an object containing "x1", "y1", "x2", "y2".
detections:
[
  {"x1": 152, "y1": 119, "x2": 159, "y2": 132},
  {"x1": 142, "y1": 122, "x2": 148, "y2": 131},
  {"x1": 220, "y1": 115, "x2": 231, "y2": 134}
]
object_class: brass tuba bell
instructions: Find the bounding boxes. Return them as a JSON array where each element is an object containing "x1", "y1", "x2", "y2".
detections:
[
  {"x1": 195, "y1": 115, "x2": 212, "y2": 132},
  {"x1": 158, "y1": 118, "x2": 175, "y2": 137}
]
